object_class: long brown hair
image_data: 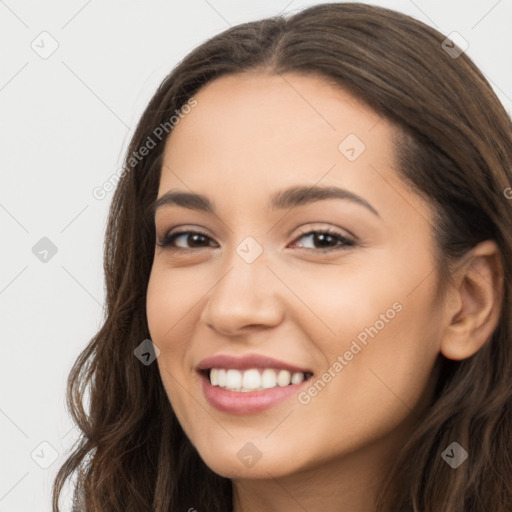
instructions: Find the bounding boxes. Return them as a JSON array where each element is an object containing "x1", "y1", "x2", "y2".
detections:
[{"x1": 52, "y1": 3, "x2": 512, "y2": 511}]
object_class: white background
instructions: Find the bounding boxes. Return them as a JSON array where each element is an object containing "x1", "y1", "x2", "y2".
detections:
[{"x1": 1, "y1": 1, "x2": 511, "y2": 510}]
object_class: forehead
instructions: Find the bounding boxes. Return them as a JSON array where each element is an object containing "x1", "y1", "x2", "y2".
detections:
[
  {"x1": 162, "y1": 72, "x2": 395, "y2": 183},
  {"x1": 156, "y1": 71, "x2": 432, "y2": 233},
  {"x1": 166, "y1": 71, "x2": 389, "y2": 149}
]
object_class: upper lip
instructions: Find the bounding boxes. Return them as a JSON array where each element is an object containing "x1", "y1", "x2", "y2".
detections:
[{"x1": 197, "y1": 353, "x2": 313, "y2": 374}]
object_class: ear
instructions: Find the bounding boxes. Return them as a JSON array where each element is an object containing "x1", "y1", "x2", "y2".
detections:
[{"x1": 440, "y1": 240, "x2": 504, "y2": 361}]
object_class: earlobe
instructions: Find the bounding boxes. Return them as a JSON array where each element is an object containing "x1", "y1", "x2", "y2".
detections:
[{"x1": 440, "y1": 240, "x2": 504, "y2": 361}]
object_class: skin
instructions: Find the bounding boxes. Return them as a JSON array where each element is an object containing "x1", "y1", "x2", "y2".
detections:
[{"x1": 146, "y1": 71, "x2": 502, "y2": 512}]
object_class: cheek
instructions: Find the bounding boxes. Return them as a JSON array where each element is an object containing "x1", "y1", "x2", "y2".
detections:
[
  {"x1": 286, "y1": 250, "x2": 443, "y2": 445},
  {"x1": 146, "y1": 267, "x2": 192, "y2": 397},
  {"x1": 146, "y1": 264, "x2": 202, "y2": 349},
  {"x1": 291, "y1": 239, "x2": 442, "y2": 367},
  {"x1": 146, "y1": 268, "x2": 198, "y2": 436}
]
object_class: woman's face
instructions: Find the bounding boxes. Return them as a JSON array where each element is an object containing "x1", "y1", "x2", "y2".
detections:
[{"x1": 146, "y1": 71, "x2": 447, "y2": 480}]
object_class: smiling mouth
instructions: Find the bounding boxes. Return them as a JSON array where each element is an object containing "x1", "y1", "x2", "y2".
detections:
[{"x1": 200, "y1": 368, "x2": 314, "y2": 392}]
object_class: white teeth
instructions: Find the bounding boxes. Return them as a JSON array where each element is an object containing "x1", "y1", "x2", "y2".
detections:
[
  {"x1": 242, "y1": 369, "x2": 261, "y2": 390},
  {"x1": 207, "y1": 368, "x2": 310, "y2": 392},
  {"x1": 277, "y1": 369, "x2": 291, "y2": 387},
  {"x1": 291, "y1": 372, "x2": 305, "y2": 385},
  {"x1": 261, "y1": 368, "x2": 277, "y2": 389},
  {"x1": 226, "y1": 369, "x2": 242, "y2": 389}
]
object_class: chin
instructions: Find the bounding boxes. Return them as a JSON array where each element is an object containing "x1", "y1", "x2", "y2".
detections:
[{"x1": 194, "y1": 441, "x2": 307, "y2": 481}]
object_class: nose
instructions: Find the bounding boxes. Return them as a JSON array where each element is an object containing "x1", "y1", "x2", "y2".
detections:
[{"x1": 199, "y1": 252, "x2": 285, "y2": 336}]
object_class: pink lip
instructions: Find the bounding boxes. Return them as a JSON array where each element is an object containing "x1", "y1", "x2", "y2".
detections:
[
  {"x1": 199, "y1": 372, "x2": 311, "y2": 414},
  {"x1": 196, "y1": 353, "x2": 313, "y2": 415},
  {"x1": 196, "y1": 353, "x2": 312, "y2": 373}
]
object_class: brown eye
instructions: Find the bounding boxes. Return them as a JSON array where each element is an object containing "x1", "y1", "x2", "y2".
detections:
[
  {"x1": 157, "y1": 230, "x2": 217, "y2": 250},
  {"x1": 290, "y1": 229, "x2": 355, "y2": 252},
  {"x1": 156, "y1": 228, "x2": 355, "y2": 253}
]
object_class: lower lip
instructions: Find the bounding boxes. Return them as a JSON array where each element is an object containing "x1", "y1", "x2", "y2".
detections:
[{"x1": 199, "y1": 372, "x2": 311, "y2": 414}]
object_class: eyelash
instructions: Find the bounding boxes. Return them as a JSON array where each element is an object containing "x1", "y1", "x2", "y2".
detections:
[{"x1": 156, "y1": 227, "x2": 356, "y2": 253}]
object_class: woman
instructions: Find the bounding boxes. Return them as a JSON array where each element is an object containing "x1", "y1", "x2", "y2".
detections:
[{"x1": 52, "y1": 3, "x2": 512, "y2": 511}]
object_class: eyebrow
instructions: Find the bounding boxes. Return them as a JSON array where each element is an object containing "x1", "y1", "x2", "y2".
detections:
[{"x1": 152, "y1": 185, "x2": 380, "y2": 217}]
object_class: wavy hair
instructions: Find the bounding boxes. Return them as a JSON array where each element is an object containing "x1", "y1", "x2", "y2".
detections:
[{"x1": 52, "y1": 3, "x2": 512, "y2": 511}]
